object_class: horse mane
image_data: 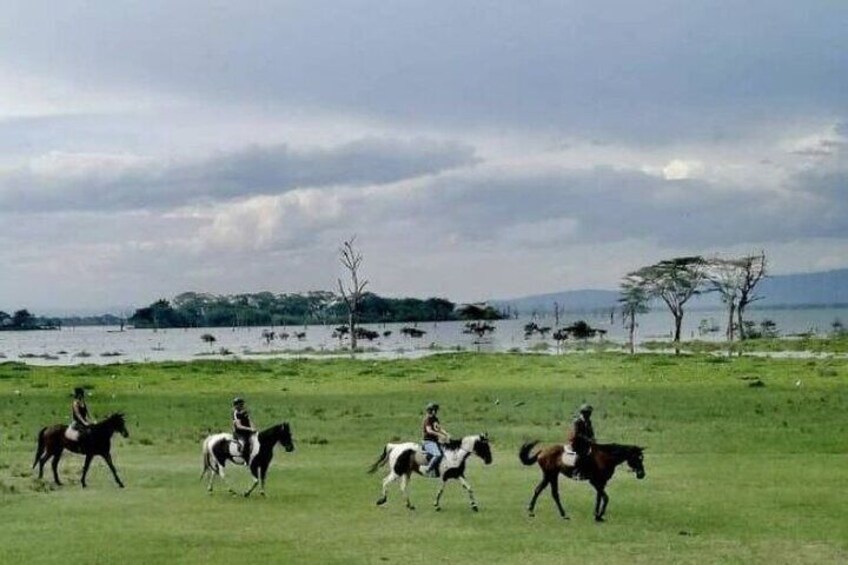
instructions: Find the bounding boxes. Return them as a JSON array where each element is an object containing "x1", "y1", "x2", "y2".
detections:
[
  {"x1": 99, "y1": 412, "x2": 125, "y2": 427},
  {"x1": 595, "y1": 442, "x2": 642, "y2": 458},
  {"x1": 443, "y1": 439, "x2": 463, "y2": 450}
]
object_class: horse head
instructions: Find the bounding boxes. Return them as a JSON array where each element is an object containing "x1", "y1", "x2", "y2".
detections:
[
  {"x1": 103, "y1": 412, "x2": 129, "y2": 438},
  {"x1": 625, "y1": 446, "x2": 646, "y2": 479},
  {"x1": 470, "y1": 433, "x2": 493, "y2": 465},
  {"x1": 277, "y1": 422, "x2": 295, "y2": 452}
]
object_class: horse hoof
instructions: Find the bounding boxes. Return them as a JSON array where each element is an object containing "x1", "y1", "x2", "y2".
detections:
[
  {"x1": 528, "y1": 512, "x2": 535, "y2": 518},
  {"x1": 562, "y1": 515, "x2": 570, "y2": 520},
  {"x1": 434, "y1": 506, "x2": 441, "y2": 512},
  {"x1": 595, "y1": 516, "x2": 605, "y2": 523},
  {"x1": 472, "y1": 506, "x2": 479, "y2": 513},
  {"x1": 376, "y1": 498, "x2": 387, "y2": 506},
  {"x1": 407, "y1": 505, "x2": 416, "y2": 511}
]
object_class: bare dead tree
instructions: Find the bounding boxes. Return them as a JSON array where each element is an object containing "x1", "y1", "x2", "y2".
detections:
[
  {"x1": 619, "y1": 275, "x2": 650, "y2": 354},
  {"x1": 736, "y1": 251, "x2": 767, "y2": 340},
  {"x1": 338, "y1": 236, "x2": 368, "y2": 350},
  {"x1": 706, "y1": 256, "x2": 747, "y2": 342}
]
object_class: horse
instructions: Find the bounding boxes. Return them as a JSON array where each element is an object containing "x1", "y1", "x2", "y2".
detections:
[
  {"x1": 201, "y1": 422, "x2": 294, "y2": 497},
  {"x1": 519, "y1": 441, "x2": 646, "y2": 521},
  {"x1": 368, "y1": 434, "x2": 492, "y2": 511},
  {"x1": 32, "y1": 412, "x2": 129, "y2": 488}
]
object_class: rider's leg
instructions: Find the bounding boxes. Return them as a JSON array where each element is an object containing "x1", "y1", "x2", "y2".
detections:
[{"x1": 422, "y1": 441, "x2": 441, "y2": 476}]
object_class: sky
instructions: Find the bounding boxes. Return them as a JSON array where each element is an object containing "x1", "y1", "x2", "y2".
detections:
[{"x1": 1, "y1": 1, "x2": 846, "y2": 313}]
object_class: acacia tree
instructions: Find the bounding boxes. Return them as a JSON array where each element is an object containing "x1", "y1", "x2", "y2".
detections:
[
  {"x1": 629, "y1": 256, "x2": 707, "y2": 353},
  {"x1": 736, "y1": 252, "x2": 767, "y2": 340},
  {"x1": 338, "y1": 236, "x2": 368, "y2": 350},
  {"x1": 619, "y1": 275, "x2": 651, "y2": 354}
]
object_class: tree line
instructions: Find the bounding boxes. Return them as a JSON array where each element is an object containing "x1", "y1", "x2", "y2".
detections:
[
  {"x1": 128, "y1": 291, "x2": 502, "y2": 330},
  {"x1": 619, "y1": 252, "x2": 767, "y2": 353},
  {"x1": 0, "y1": 309, "x2": 61, "y2": 331}
]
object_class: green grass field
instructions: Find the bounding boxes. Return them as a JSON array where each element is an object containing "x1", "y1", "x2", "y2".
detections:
[{"x1": 1, "y1": 353, "x2": 846, "y2": 564}]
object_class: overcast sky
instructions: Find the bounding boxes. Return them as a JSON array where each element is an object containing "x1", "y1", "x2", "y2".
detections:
[{"x1": 1, "y1": 1, "x2": 846, "y2": 312}]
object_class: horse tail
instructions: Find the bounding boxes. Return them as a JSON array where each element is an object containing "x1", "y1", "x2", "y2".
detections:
[
  {"x1": 32, "y1": 427, "x2": 47, "y2": 469},
  {"x1": 200, "y1": 438, "x2": 213, "y2": 479},
  {"x1": 367, "y1": 444, "x2": 389, "y2": 474},
  {"x1": 519, "y1": 441, "x2": 541, "y2": 466}
]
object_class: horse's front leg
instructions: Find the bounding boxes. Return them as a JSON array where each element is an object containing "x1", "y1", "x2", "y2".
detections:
[
  {"x1": 376, "y1": 472, "x2": 397, "y2": 506},
  {"x1": 244, "y1": 466, "x2": 261, "y2": 497},
  {"x1": 80, "y1": 454, "x2": 93, "y2": 488},
  {"x1": 50, "y1": 451, "x2": 64, "y2": 486},
  {"x1": 459, "y1": 476, "x2": 479, "y2": 512},
  {"x1": 400, "y1": 473, "x2": 415, "y2": 510},
  {"x1": 549, "y1": 475, "x2": 568, "y2": 519},
  {"x1": 433, "y1": 479, "x2": 446, "y2": 511},
  {"x1": 595, "y1": 489, "x2": 609, "y2": 522},
  {"x1": 103, "y1": 453, "x2": 125, "y2": 488}
]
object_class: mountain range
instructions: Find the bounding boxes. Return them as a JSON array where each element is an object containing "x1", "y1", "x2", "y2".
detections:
[{"x1": 490, "y1": 269, "x2": 848, "y2": 314}]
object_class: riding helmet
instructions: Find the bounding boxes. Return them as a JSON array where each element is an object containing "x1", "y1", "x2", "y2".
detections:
[
  {"x1": 232, "y1": 397, "x2": 245, "y2": 406},
  {"x1": 579, "y1": 403, "x2": 593, "y2": 414},
  {"x1": 426, "y1": 402, "x2": 439, "y2": 412},
  {"x1": 73, "y1": 387, "x2": 85, "y2": 398}
]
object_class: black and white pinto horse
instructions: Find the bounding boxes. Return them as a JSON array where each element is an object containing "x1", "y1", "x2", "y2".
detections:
[
  {"x1": 201, "y1": 422, "x2": 294, "y2": 497},
  {"x1": 368, "y1": 434, "x2": 492, "y2": 511}
]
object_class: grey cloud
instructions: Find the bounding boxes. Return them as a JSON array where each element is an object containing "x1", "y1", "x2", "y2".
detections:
[
  {"x1": 0, "y1": 138, "x2": 477, "y2": 212},
  {"x1": 3, "y1": 1, "x2": 845, "y2": 143}
]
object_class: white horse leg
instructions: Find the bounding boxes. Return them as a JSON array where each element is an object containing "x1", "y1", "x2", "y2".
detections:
[
  {"x1": 400, "y1": 473, "x2": 415, "y2": 510},
  {"x1": 434, "y1": 479, "x2": 446, "y2": 511},
  {"x1": 459, "y1": 477, "x2": 479, "y2": 512},
  {"x1": 376, "y1": 472, "x2": 397, "y2": 505}
]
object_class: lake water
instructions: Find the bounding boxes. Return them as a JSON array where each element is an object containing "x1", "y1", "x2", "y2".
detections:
[{"x1": 1, "y1": 306, "x2": 846, "y2": 365}]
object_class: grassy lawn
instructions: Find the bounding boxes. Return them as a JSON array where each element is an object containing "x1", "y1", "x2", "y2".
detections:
[{"x1": 1, "y1": 353, "x2": 846, "y2": 564}]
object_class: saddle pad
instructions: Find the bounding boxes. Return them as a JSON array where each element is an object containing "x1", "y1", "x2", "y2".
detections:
[{"x1": 560, "y1": 445, "x2": 577, "y2": 468}]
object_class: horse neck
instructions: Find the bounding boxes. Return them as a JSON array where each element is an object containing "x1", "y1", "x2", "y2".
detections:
[
  {"x1": 257, "y1": 424, "x2": 285, "y2": 450},
  {"x1": 596, "y1": 443, "x2": 632, "y2": 468},
  {"x1": 93, "y1": 414, "x2": 121, "y2": 437}
]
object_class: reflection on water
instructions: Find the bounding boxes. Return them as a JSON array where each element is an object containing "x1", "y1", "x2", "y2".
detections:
[{"x1": 1, "y1": 306, "x2": 846, "y2": 365}]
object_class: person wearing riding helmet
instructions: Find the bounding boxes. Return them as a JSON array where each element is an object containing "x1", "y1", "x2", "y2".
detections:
[
  {"x1": 232, "y1": 397, "x2": 256, "y2": 463},
  {"x1": 66, "y1": 387, "x2": 95, "y2": 443},
  {"x1": 421, "y1": 402, "x2": 450, "y2": 478},
  {"x1": 567, "y1": 403, "x2": 596, "y2": 479}
]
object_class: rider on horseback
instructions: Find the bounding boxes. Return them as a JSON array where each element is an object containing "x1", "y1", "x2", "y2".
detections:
[
  {"x1": 567, "y1": 403, "x2": 595, "y2": 479},
  {"x1": 66, "y1": 387, "x2": 95, "y2": 444},
  {"x1": 422, "y1": 402, "x2": 450, "y2": 478},
  {"x1": 232, "y1": 397, "x2": 256, "y2": 463}
]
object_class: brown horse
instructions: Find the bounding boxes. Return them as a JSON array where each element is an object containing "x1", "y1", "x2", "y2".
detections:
[
  {"x1": 32, "y1": 412, "x2": 129, "y2": 488},
  {"x1": 519, "y1": 441, "x2": 645, "y2": 521}
]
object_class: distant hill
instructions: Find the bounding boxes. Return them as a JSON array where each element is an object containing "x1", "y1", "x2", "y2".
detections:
[{"x1": 491, "y1": 268, "x2": 848, "y2": 314}]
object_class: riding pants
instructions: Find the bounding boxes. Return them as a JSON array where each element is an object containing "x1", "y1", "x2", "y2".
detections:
[{"x1": 422, "y1": 440, "x2": 442, "y2": 473}]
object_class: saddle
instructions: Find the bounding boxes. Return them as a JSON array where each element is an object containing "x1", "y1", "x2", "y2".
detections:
[{"x1": 560, "y1": 444, "x2": 578, "y2": 468}]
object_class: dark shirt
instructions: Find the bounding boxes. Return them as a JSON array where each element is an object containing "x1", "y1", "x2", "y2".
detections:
[
  {"x1": 73, "y1": 400, "x2": 89, "y2": 426},
  {"x1": 422, "y1": 414, "x2": 440, "y2": 442},
  {"x1": 568, "y1": 415, "x2": 595, "y2": 446},
  {"x1": 233, "y1": 409, "x2": 253, "y2": 436}
]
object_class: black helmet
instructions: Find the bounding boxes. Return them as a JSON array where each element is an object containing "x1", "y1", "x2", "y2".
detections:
[
  {"x1": 73, "y1": 387, "x2": 85, "y2": 398},
  {"x1": 579, "y1": 403, "x2": 593, "y2": 414},
  {"x1": 232, "y1": 397, "x2": 245, "y2": 406},
  {"x1": 425, "y1": 402, "x2": 439, "y2": 412}
]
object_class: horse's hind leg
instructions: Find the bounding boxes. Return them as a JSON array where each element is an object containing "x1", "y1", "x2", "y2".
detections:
[
  {"x1": 528, "y1": 475, "x2": 550, "y2": 517},
  {"x1": 103, "y1": 453, "x2": 125, "y2": 488},
  {"x1": 376, "y1": 472, "x2": 397, "y2": 506},
  {"x1": 549, "y1": 475, "x2": 568, "y2": 519},
  {"x1": 459, "y1": 477, "x2": 479, "y2": 512}
]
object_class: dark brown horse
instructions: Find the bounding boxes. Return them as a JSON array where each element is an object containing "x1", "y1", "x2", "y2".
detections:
[
  {"x1": 519, "y1": 441, "x2": 645, "y2": 521},
  {"x1": 32, "y1": 412, "x2": 129, "y2": 488}
]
